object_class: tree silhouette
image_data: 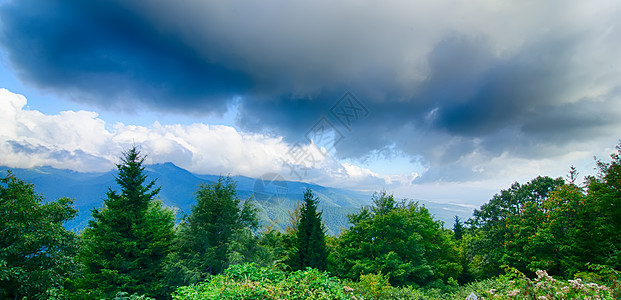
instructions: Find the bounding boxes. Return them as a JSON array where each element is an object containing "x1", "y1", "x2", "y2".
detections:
[
  {"x1": 76, "y1": 147, "x2": 175, "y2": 299},
  {"x1": 292, "y1": 188, "x2": 328, "y2": 271}
]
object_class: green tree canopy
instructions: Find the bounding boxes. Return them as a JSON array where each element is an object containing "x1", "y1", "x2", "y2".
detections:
[
  {"x1": 333, "y1": 191, "x2": 461, "y2": 287},
  {"x1": 468, "y1": 176, "x2": 564, "y2": 277},
  {"x1": 532, "y1": 183, "x2": 590, "y2": 276},
  {"x1": 76, "y1": 147, "x2": 175, "y2": 299},
  {"x1": 0, "y1": 172, "x2": 78, "y2": 299},
  {"x1": 167, "y1": 176, "x2": 258, "y2": 286},
  {"x1": 453, "y1": 216, "x2": 465, "y2": 241},
  {"x1": 468, "y1": 144, "x2": 621, "y2": 279},
  {"x1": 585, "y1": 142, "x2": 621, "y2": 269},
  {"x1": 291, "y1": 188, "x2": 328, "y2": 271}
]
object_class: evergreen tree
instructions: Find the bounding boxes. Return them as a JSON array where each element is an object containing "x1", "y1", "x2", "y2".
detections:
[
  {"x1": 75, "y1": 147, "x2": 175, "y2": 299},
  {"x1": 166, "y1": 176, "x2": 258, "y2": 286},
  {"x1": 292, "y1": 188, "x2": 328, "y2": 271},
  {"x1": 0, "y1": 172, "x2": 78, "y2": 299},
  {"x1": 453, "y1": 216, "x2": 464, "y2": 240}
]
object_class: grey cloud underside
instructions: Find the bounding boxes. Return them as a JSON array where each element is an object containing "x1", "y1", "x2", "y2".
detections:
[
  {"x1": 0, "y1": 0, "x2": 252, "y2": 113},
  {"x1": 2, "y1": 0, "x2": 620, "y2": 182},
  {"x1": 6, "y1": 140, "x2": 112, "y2": 171}
]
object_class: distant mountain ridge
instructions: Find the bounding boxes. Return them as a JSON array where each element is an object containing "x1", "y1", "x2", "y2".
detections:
[{"x1": 0, "y1": 163, "x2": 474, "y2": 235}]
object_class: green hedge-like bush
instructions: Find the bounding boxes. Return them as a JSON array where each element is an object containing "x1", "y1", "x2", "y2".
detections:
[
  {"x1": 172, "y1": 263, "x2": 354, "y2": 300},
  {"x1": 172, "y1": 263, "x2": 621, "y2": 300}
]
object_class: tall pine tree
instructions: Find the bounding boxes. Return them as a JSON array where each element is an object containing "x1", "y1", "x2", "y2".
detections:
[
  {"x1": 75, "y1": 147, "x2": 175, "y2": 299},
  {"x1": 292, "y1": 188, "x2": 328, "y2": 271}
]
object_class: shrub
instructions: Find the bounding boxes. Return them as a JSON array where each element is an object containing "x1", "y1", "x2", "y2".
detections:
[
  {"x1": 172, "y1": 263, "x2": 620, "y2": 300},
  {"x1": 475, "y1": 266, "x2": 618, "y2": 299},
  {"x1": 173, "y1": 263, "x2": 354, "y2": 300}
]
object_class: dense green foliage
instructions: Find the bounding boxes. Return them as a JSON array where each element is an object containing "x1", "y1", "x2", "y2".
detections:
[
  {"x1": 585, "y1": 144, "x2": 621, "y2": 270},
  {"x1": 74, "y1": 147, "x2": 176, "y2": 299},
  {"x1": 331, "y1": 191, "x2": 461, "y2": 287},
  {"x1": 172, "y1": 262, "x2": 620, "y2": 299},
  {"x1": 467, "y1": 143, "x2": 621, "y2": 280},
  {"x1": 452, "y1": 216, "x2": 464, "y2": 241},
  {"x1": 291, "y1": 188, "x2": 328, "y2": 271},
  {"x1": 0, "y1": 172, "x2": 78, "y2": 299},
  {"x1": 2, "y1": 142, "x2": 621, "y2": 299},
  {"x1": 173, "y1": 263, "x2": 351, "y2": 300},
  {"x1": 165, "y1": 176, "x2": 259, "y2": 287},
  {"x1": 468, "y1": 176, "x2": 565, "y2": 277}
]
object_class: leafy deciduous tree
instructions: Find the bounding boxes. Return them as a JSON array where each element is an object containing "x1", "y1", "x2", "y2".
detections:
[
  {"x1": 0, "y1": 172, "x2": 79, "y2": 299},
  {"x1": 468, "y1": 176, "x2": 564, "y2": 277},
  {"x1": 585, "y1": 142, "x2": 621, "y2": 269},
  {"x1": 531, "y1": 183, "x2": 589, "y2": 277},
  {"x1": 333, "y1": 191, "x2": 461, "y2": 287}
]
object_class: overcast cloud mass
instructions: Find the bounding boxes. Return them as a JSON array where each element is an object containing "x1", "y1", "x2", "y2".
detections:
[{"x1": 1, "y1": 0, "x2": 621, "y2": 203}]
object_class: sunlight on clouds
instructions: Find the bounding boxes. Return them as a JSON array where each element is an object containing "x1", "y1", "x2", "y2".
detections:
[
  {"x1": 0, "y1": 88, "x2": 24, "y2": 137},
  {"x1": 341, "y1": 162, "x2": 418, "y2": 192},
  {"x1": 0, "y1": 88, "x2": 617, "y2": 204},
  {"x1": 0, "y1": 88, "x2": 397, "y2": 191}
]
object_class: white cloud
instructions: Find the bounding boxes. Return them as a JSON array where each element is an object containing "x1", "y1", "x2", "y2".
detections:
[
  {"x1": 0, "y1": 88, "x2": 398, "y2": 190},
  {"x1": 1, "y1": 88, "x2": 617, "y2": 205}
]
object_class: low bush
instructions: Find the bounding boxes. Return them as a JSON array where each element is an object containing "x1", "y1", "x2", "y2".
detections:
[
  {"x1": 172, "y1": 263, "x2": 353, "y2": 300},
  {"x1": 172, "y1": 263, "x2": 620, "y2": 300}
]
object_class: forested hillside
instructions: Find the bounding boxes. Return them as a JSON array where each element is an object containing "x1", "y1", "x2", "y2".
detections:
[
  {"x1": 0, "y1": 163, "x2": 472, "y2": 235},
  {"x1": 1, "y1": 143, "x2": 620, "y2": 299}
]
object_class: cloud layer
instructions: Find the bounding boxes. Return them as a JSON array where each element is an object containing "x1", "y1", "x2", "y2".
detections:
[
  {"x1": 1, "y1": 88, "x2": 410, "y2": 191},
  {"x1": 1, "y1": 0, "x2": 621, "y2": 183}
]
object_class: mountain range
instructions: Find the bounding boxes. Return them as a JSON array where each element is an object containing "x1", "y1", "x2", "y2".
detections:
[{"x1": 0, "y1": 162, "x2": 474, "y2": 235}]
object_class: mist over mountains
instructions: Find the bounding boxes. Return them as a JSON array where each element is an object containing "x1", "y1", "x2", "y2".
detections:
[{"x1": 0, "y1": 162, "x2": 473, "y2": 235}]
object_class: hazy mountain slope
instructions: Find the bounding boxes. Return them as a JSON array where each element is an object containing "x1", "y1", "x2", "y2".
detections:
[{"x1": 0, "y1": 163, "x2": 474, "y2": 234}]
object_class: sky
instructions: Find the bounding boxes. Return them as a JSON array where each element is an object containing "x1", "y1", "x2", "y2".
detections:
[{"x1": 1, "y1": 0, "x2": 621, "y2": 207}]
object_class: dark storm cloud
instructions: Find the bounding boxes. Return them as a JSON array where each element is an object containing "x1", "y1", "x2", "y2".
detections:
[
  {"x1": 2, "y1": 0, "x2": 621, "y2": 182},
  {"x1": 245, "y1": 33, "x2": 621, "y2": 174},
  {"x1": 0, "y1": 0, "x2": 251, "y2": 113},
  {"x1": 428, "y1": 35, "x2": 581, "y2": 136}
]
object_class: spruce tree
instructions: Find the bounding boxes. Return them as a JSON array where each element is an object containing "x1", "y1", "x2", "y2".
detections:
[
  {"x1": 293, "y1": 188, "x2": 328, "y2": 271},
  {"x1": 76, "y1": 147, "x2": 175, "y2": 299},
  {"x1": 166, "y1": 176, "x2": 258, "y2": 286},
  {"x1": 453, "y1": 216, "x2": 464, "y2": 240}
]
